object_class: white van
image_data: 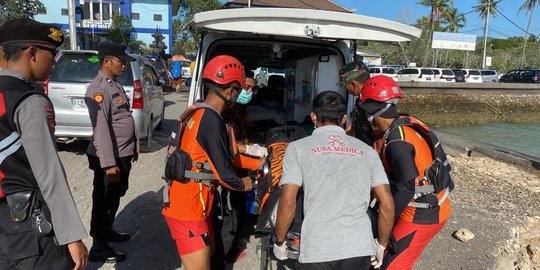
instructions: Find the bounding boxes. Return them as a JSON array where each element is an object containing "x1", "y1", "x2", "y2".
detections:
[
  {"x1": 396, "y1": 68, "x2": 436, "y2": 82},
  {"x1": 461, "y1": 69, "x2": 483, "y2": 83},
  {"x1": 187, "y1": 8, "x2": 420, "y2": 142}
]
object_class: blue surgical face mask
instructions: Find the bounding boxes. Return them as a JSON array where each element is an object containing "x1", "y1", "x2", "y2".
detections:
[{"x1": 236, "y1": 89, "x2": 253, "y2": 104}]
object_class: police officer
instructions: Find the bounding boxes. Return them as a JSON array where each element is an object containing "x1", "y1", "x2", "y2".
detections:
[
  {"x1": 85, "y1": 42, "x2": 138, "y2": 263},
  {"x1": 0, "y1": 18, "x2": 88, "y2": 270}
]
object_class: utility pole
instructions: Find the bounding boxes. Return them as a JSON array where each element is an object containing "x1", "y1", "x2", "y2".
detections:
[
  {"x1": 67, "y1": 0, "x2": 77, "y2": 50},
  {"x1": 519, "y1": 10, "x2": 534, "y2": 68},
  {"x1": 482, "y1": 0, "x2": 491, "y2": 69}
]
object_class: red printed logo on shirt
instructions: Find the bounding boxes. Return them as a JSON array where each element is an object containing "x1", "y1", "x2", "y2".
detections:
[
  {"x1": 328, "y1": 135, "x2": 345, "y2": 146},
  {"x1": 0, "y1": 170, "x2": 5, "y2": 198},
  {"x1": 0, "y1": 92, "x2": 5, "y2": 117}
]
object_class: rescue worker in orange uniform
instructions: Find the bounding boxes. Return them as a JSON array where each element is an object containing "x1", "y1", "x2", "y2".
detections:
[
  {"x1": 162, "y1": 55, "x2": 253, "y2": 270},
  {"x1": 357, "y1": 76, "x2": 451, "y2": 270}
]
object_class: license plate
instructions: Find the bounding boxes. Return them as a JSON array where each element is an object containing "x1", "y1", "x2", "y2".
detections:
[
  {"x1": 426, "y1": 77, "x2": 431, "y2": 80},
  {"x1": 71, "y1": 98, "x2": 87, "y2": 109},
  {"x1": 474, "y1": 77, "x2": 478, "y2": 80}
]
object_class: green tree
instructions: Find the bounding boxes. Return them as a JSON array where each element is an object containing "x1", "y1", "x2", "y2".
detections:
[
  {"x1": 518, "y1": 0, "x2": 540, "y2": 68},
  {"x1": 0, "y1": 0, "x2": 44, "y2": 24},
  {"x1": 418, "y1": 0, "x2": 452, "y2": 65},
  {"x1": 129, "y1": 40, "x2": 153, "y2": 56},
  {"x1": 106, "y1": 12, "x2": 132, "y2": 44},
  {"x1": 474, "y1": 0, "x2": 500, "y2": 20},
  {"x1": 172, "y1": 0, "x2": 222, "y2": 54},
  {"x1": 442, "y1": 7, "x2": 466, "y2": 33}
]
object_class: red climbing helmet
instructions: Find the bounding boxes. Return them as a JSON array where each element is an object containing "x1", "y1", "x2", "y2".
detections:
[
  {"x1": 359, "y1": 75, "x2": 403, "y2": 104},
  {"x1": 202, "y1": 55, "x2": 245, "y2": 89}
]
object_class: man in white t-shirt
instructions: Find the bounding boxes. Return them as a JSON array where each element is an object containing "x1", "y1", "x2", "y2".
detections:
[{"x1": 274, "y1": 91, "x2": 395, "y2": 269}]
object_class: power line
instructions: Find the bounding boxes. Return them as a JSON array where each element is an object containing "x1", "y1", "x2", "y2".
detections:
[
  {"x1": 461, "y1": 27, "x2": 484, "y2": 34},
  {"x1": 462, "y1": 9, "x2": 476, "y2": 16},
  {"x1": 490, "y1": 28, "x2": 513, "y2": 38},
  {"x1": 492, "y1": 6, "x2": 540, "y2": 40}
]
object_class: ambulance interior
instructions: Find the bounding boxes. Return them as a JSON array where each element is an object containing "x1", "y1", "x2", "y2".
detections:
[{"x1": 204, "y1": 39, "x2": 348, "y2": 144}]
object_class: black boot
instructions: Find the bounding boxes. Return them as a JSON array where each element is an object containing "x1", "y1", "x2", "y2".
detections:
[{"x1": 89, "y1": 240, "x2": 127, "y2": 263}]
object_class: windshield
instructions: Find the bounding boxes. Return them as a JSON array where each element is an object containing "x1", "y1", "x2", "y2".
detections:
[
  {"x1": 50, "y1": 53, "x2": 134, "y2": 86},
  {"x1": 442, "y1": 70, "x2": 453, "y2": 75},
  {"x1": 421, "y1": 69, "x2": 434, "y2": 75}
]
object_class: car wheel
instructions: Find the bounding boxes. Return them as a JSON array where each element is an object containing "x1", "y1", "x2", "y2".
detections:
[{"x1": 145, "y1": 118, "x2": 153, "y2": 152}]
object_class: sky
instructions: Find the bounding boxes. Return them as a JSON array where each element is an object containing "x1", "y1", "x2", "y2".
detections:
[{"x1": 333, "y1": 0, "x2": 540, "y2": 39}]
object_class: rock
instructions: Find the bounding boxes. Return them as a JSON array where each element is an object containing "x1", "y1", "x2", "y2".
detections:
[
  {"x1": 527, "y1": 244, "x2": 540, "y2": 264},
  {"x1": 453, "y1": 228, "x2": 475, "y2": 242}
]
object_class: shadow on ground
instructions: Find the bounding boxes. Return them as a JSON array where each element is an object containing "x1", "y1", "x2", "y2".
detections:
[
  {"x1": 56, "y1": 139, "x2": 89, "y2": 155},
  {"x1": 164, "y1": 100, "x2": 176, "y2": 108},
  {"x1": 86, "y1": 189, "x2": 181, "y2": 270}
]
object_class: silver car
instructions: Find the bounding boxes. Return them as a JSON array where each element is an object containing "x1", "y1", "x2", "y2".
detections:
[
  {"x1": 480, "y1": 69, "x2": 499, "y2": 83},
  {"x1": 46, "y1": 50, "x2": 165, "y2": 150}
]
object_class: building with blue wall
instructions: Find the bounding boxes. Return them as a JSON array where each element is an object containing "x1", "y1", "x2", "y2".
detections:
[{"x1": 35, "y1": 0, "x2": 177, "y2": 54}]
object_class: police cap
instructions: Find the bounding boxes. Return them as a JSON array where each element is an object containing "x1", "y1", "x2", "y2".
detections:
[
  {"x1": 339, "y1": 60, "x2": 370, "y2": 86},
  {"x1": 97, "y1": 42, "x2": 136, "y2": 62},
  {"x1": 0, "y1": 18, "x2": 64, "y2": 47}
]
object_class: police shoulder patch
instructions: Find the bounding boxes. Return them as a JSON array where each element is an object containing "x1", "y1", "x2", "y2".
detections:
[
  {"x1": 115, "y1": 98, "x2": 125, "y2": 105},
  {"x1": 94, "y1": 92, "x2": 104, "y2": 104}
]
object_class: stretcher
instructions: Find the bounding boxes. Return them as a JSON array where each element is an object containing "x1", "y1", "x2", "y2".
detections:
[{"x1": 252, "y1": 126, "x2": 306, "y2": 270}]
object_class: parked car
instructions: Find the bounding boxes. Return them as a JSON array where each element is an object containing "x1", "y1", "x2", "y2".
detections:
[
  {"x1": 499, "y1": 69, "x2": 540, "y2": 83},
  {"x1": 396, "y1": 68, "x2": 436, "y2": 82},
  {"x1": 480, "y1": 69, "x2": 499, "y2": 83},
  {"x1": 461, "y1": 69, "x2": 483, "y2": 83},
  {"x1": 186, "y1": 7, "x2": 420, "y2": 147},
  {"x1": 380, "y1": 64, "x2": 405, "y2": 72},
  {"x1": 47, "y1": 50, "x2": 165, "y2": 150},
  {"x1": 452, "y1": 69, "x2": 466, "y2": 82},
  {"x1": 431, "y1": 68, "x2": 456, "y2": 82},
  {"x1": 368, "y1": 66, "x2": 398, "y2": 81}
]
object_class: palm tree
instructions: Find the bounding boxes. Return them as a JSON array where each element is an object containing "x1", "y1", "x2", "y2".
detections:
[
  {"x1": 474, "y1": 0, "x2": 500, "y2": 20},
  {"x1": 474, "y1": 0, "x2": 500, "y2": 68},
  {"x1": 443, "y1": 7, "x2": 467, "y2": 33},
  {"x1": 419, "y1": 0, "x2": 453, "y2": 31},
  {"x1": 518, "y1": 0, "x2": 540, "y2": 68},
  {"x1": 441, "y1": 7, "x2": 467, "y2": 66},
  {"x1": 418, "y1": 0, "x2": 453, "y2": 65}
]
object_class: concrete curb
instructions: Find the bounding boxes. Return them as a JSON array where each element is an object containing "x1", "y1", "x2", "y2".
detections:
[{"x1": 435, "y1": 129, "x2": 540, "y2": 170}]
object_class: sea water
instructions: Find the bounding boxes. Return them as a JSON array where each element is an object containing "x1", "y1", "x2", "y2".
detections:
[{"x1": 440, "y1": 123, "x2": 540, "y2": 158}]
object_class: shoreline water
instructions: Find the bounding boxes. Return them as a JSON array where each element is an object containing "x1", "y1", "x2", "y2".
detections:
[{"x1": 439, "y1": 123, "x2": 540, "y2": 159}]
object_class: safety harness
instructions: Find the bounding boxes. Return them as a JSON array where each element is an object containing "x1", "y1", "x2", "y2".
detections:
[
  {"x1": 381, "y1": 116, "x2": 454, "y2": 209},
  {"x1": 163, "y1": 104, "x2": 218, "y2": 186}
]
